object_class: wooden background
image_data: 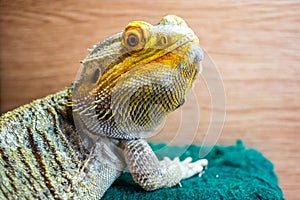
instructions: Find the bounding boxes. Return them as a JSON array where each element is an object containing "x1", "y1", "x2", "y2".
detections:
[{"x1": 1, "y1": 0, "x2": 299, "y2": 199}]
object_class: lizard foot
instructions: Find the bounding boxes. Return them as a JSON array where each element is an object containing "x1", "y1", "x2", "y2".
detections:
[{"x1": 163, "y1": 157, "x2": 208, "y2": 179}]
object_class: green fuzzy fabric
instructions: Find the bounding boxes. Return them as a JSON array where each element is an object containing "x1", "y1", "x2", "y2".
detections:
[{"x1": 102, "y1": 141, "x2": 284, "y2": 200}]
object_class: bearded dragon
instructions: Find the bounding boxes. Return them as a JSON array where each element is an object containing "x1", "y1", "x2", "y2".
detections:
[{"x1": 0, "y1": 15, "x2": 208, "y2": 199}]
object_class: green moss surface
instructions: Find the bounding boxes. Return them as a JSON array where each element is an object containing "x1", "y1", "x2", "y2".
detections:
[{"x1": 102, "y1": 141, "x2": 284, "y2": 200}]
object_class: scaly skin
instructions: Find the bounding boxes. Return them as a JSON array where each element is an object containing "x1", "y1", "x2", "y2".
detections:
[{"x1": 0, "y1": 15, "x2": 208, "y2": 199}]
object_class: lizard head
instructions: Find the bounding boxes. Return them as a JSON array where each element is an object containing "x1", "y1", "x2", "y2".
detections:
[{"x1": 73, "y1": 15, "x2": 203, "y2": 142}]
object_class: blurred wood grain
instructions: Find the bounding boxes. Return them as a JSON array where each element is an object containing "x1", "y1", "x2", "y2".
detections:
[{"x1": 1, "y1": 0, "x2": 299, "y2": 199}]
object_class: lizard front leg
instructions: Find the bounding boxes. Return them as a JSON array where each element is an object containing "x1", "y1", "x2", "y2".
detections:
[
  {"x1": 122, "y1": 139, "x2": 208, "y2": 191},
  {"x1": 77, "y1": 137, "x2": 126, "y2": 199}
]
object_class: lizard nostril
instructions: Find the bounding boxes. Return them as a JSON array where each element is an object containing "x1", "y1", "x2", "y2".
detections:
[{"x1": 160, "y1": 35, "x2": 168, "y2": 46}]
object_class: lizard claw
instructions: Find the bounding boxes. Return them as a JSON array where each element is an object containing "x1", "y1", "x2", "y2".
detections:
[
  {"x1": 176, "y1": 157, "x2": 208, "y2": 179},
  {"x1": 162, "y1": 156, "x2": 208, "y2": 179},
  {"x1": 181, "y1": 157, "x2": 193, "y2": 164}
]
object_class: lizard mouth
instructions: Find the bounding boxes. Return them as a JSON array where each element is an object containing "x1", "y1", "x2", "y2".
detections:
[{"x1": 93, "y1": 31, "x2": 200, "y2": 95}]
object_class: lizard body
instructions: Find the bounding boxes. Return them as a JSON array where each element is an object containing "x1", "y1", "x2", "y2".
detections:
[{"x1": 0, "y1": 15, "x2": 207, "y2": 199}]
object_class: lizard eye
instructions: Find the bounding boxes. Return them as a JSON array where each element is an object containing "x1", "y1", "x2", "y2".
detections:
[
  {"x1": 123, "y1": 23, "x2": 149, "y2": 52},
  {"x1": 127, "y1": 33, "x2": 139, "y2": 47}
]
